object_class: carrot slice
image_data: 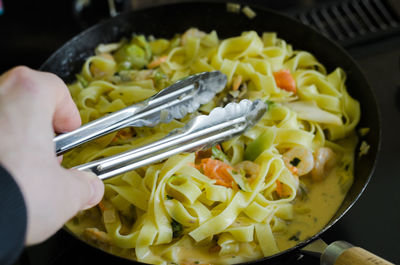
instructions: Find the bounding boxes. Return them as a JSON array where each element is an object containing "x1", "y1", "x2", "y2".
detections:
[
  {"x1": 147, "y1": 55, "x2": 168, "y2": 69},
  {"x1": 199, "y1": 158, "x2": 234, "y2": 188},
  {"x1": 273, "y1": 69, "x2": 296, "y2": 93},
  {"x1": 98, "y1": 201, "x2": 106, "y2": 211},
  {"x1": 276, "y1": 180, "x2": 283, "y2": 198},
  {"x1": 232, "y1": 75, "x2": 242, "y2": 91}
]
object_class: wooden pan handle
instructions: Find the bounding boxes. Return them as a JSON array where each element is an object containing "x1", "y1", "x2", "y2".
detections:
[{"x1": 321, "y1": 241, "x2": 394, "y2": 265}]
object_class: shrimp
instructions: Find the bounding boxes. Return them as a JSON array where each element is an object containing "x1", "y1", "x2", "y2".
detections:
[
  {"x1": 282, "y1": 147, "x2": 314, "y2": 176},
  {"x1": 234, "y1": 160, "x2": 260, "y2": 181},
  {"x1": 311, "y1": 147, "x2": 336, "y2": 181},
  {"x1": 83, "y1": 228, "x2": 111, "y2": 245}
]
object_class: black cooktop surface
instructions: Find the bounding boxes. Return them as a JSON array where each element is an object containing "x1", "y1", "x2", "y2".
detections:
[{"x1": 1, "y1": 0, "x2": 399, "y2": 264}]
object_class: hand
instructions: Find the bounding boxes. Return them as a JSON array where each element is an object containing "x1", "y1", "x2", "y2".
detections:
[{"x1": 0, "y1": 66, "x2": 104, "y2": 245}]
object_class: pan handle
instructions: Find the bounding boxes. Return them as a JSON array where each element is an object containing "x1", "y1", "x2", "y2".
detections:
[{"x1": 321, "y1": 241, "x2": 394, "y2": 265}]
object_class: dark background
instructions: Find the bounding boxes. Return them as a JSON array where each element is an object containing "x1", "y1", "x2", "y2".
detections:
[{"x1": 0, "y1": 0, "x2": 399, "y2": 264}]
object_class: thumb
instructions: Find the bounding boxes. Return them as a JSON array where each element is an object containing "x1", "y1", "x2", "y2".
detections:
[
  {"x1": 65, "y1": 170, "x2": 104, "y2": 212},
  {"x1": 24, "y1": 169, "x2": 104, "y2": 245}
]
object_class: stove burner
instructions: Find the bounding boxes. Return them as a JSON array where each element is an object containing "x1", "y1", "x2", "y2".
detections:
[{"x1": 292, "y1": 0, "x2": 400, "y2": 47}]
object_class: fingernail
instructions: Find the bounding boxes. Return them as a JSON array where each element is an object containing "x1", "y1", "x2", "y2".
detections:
[{"x1": 84, "y1": 172, "x2": 104, "y2": 209}]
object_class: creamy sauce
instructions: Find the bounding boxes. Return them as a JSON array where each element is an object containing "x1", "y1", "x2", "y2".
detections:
[
  {"x1": 67, "y1": 168, "x2": 348, "y2": 265},
  {"x1": 276, "y1": 169, "x2": 347, "y2": 251}
]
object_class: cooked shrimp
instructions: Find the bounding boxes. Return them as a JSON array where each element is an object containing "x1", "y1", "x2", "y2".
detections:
[
  {"x1": 311, "y1": 147, "x2": 336, "y2": 181},
  {"x1": 234, "y1": 160, "x2": 260, "y2": 181},
  {"x1": 83, "y1": 228, "x2": 111, "y2": 244},
  {"x1": 282, "y1": 147, "x2": 314, "y2": 176}
]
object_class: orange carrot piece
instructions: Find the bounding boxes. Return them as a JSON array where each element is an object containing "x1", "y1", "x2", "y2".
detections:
[
  {"x1": 276, "y1": 180, "x2": 284, "y2": 198},
  {"x1": 273, "y1": 69, "x2": 296, "y2": 93},
  {"x1": 199, "y1": 158, "x2": 234, "y2": 188},
  {"x1": 147, "y1": 55, "x2": 168, "y2": 69},
  {"x1": 232, "y1": 75, "x2": 242, "y2": 91},
  {"x1": 98, "y1": 201, "x2": 106, "y2": 211}
]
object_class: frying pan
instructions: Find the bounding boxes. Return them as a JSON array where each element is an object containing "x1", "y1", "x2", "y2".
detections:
[{"x1": 40, "y1": 1, "x2": 382, "y2": 264}]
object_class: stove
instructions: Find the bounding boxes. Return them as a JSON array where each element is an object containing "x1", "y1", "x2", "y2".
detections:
[{"x1": 1, "y1": 0, "x2": 399, "y2": 264}]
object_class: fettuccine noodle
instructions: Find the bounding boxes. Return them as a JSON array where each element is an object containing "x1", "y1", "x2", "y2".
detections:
[{"x1": 64, "y1": 29, "x2": 360, "y2": 265}]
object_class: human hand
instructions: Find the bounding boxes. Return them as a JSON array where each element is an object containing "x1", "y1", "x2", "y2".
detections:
[{"x1": 0, "y1": 66, "x2": 104, "y2": 245}]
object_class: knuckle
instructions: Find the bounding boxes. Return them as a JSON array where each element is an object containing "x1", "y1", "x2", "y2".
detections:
[
  {"x1": 7, "y1": 66, "x2": 40, "y2": 94},
  {"x1": 8, "y1": 66, "x2": 34, "y2": 82}
]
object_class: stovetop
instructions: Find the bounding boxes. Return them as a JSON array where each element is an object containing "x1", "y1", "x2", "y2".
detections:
[{"x1": 1, "y1": 0, "x2": 399, "y2": 264}]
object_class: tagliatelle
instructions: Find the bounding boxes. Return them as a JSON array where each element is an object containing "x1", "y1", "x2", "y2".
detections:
[{"x1": 65, "y1": 29, "x2": 360, "y2": 265}]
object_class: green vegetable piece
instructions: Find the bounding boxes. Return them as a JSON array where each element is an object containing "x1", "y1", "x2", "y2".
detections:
[
  {"x1": 131, "y1": 35, "x2": 152, "y2": 60},
  {"x1": 211, "y1": 146, "x2": 229, "y2": 163},
  {"x1": 171, "y1": 219, "x2": 183, "y2": 238},
  {"x1": 244, "y1": 129, "x2": 275, "y2": 161},
  {"x1": 114, "y1": 41, "x2": 149, "y2": 70},
  {"x1": 76, "y1": 74, "x2": 88, "y2": 88}
]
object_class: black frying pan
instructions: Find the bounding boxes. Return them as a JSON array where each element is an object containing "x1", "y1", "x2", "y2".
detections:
[{"x1": 40, "y1": 1, "x2": 381, "y2": 264}]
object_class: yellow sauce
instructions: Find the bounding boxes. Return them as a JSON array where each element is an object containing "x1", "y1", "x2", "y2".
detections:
[
  {"x1": 276, "y1": 169, "x2": 347, "y2": 251},
  {"x1": 67, "y1": 168, "x2": 348, "y2": 265}
]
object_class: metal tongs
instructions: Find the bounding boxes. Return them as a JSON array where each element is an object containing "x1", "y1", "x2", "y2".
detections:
[
  {"x1": 55, "y1": 71, "x2": 267, "y2": 180},
  {"x1": 54, "y1": 71, "x2": 227, "y2": 155}
]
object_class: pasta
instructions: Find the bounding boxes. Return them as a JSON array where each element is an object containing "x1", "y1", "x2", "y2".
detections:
[{"x1": 64, "y1": 29, "x2": 360, "y2": 265}]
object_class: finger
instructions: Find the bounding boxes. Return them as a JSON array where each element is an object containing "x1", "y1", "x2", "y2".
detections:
[
  {"x1": 62, "y1": 169, "x2": 104, "y2": 216},
  {"x1": 50, "y1": 77, "x2": 82, "y2": 133},
  {"x1": 0, "y1": 66, "x2": 81, "y2": 133},
  {"x1": 24, "y1": 167, "x2": 104, "y2": 245},
  {"x1": 33, "y1": 70, "x2": 82, "y2": 133}
]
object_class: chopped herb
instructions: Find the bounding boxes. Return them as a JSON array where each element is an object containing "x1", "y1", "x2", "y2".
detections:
[
  {"x1": 265, "y1": 100, "x2": 275, "y2": 109},
  {"x1": 171, "y1": 219, "x2": 183, "y2": 238},
  {"x1": 290, "y1": 157, "x2": 301, "y2": 167},
  {"x1": 166, "y1": 195, "x2": 173, "y2": 200},
  {"x1": 297, "y1": 182, "x2": 309, "y2": 201},
  {"x1": 289, "y1": 231, "x2": 301, "y2": 241},
  {"x1": 344, "y1": 164, "x2": 350, "y2": 171},
  {"x1": 154, "y1": 69, "x2": 167, "y2": 83},
  {"x1": 76, "y1": 74, "x2": 88, "y2": 88},
  {"x1": 194, "y1": 261, "x2": 200, "y2": 264}
]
